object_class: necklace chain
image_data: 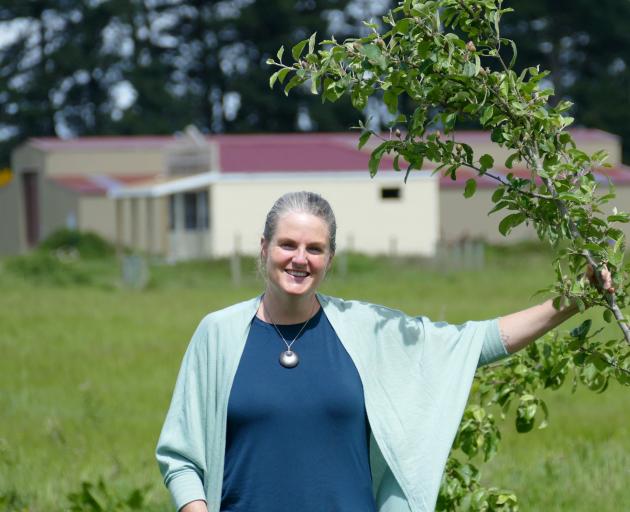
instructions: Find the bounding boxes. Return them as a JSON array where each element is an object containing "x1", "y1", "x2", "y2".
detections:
[{"x1": 262, "y1": 298, "x2": 318, "y2": 351}]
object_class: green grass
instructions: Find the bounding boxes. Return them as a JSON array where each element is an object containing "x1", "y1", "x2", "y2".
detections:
[{"x1": 0, "y1": 245, "x2": 628, "y2": 510}]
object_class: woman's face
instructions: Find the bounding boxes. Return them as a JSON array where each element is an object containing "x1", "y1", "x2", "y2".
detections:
[{"x1": 261, "y1": 211, "x2": 333, "y2": 300}]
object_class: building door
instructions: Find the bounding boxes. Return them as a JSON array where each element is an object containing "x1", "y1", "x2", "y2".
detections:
[{"x1": 22, "y1": 172, "x2": 39, "y2": 247}]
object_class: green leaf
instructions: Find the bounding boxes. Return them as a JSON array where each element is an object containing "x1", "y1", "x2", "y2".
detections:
[
  {"x1": 479, "y1": 154, "x2": 494, "y2": 170},
  {"x1": 276, "y1": 67, "x2": 290, "y2": 85},
  {"x1": 491, "y1": 187, "x2": 505, "y2": 203},
  {"x1": 464, "y1": 178, "x2": 477, "y2": 198},
  {"x1": 393, "y1": 154, "x2": 401, "y2": 172},
  {"x1": 607, "y1": 213, "x2": 630, "y2": 223},
  {"x1": 310, "y1": 73, "x2": 319, "y2": 94},
  {"x1": 308, "y1": 32, "x2": 317, "y2": 55},
  {"x1": 351, "y1": 87, "x2": 368, "y2": 110},
  {"x1": 463, "y1": 61, "x2": 476, "y2": 77},
  {"x1": 283, "y1": 74, "x2": 303, "y2": 96},
  {"x1": 505, "y1": 152, "x2": 519, "y2": 169},
  {"x1": 393, "y1": 18, "x2": 411, "y2": 34},
  {"x1": 358, "y1": 130, "x2": 371, "y2": 150},
  {"x1": 360, "y1": 43, "x2": 387, "y2": 68},
  {"x1": 507, "y1": 39, "x2": 518, "y2": 68},
  {"x1": 480, "y1": 106, "x2": 494, "y2": 125},
  {"x1": 269, "y1": 71, "x2": 280, "y2": 89},
  {"x1": 498, "y1": 212, "x2": 526, "y2": 236},
  {"x1": 368, "y1": 144, "x2": 388, "y2": 177},
  {"x1": 292, "y1": 39, "x2": 308, "y2": 61},
  {"x1": 488, "y1": 200, "x2": 509, "y2": 214},
  {"x1": 383, "y1": 89, "x2": 398, "y2": 114},
  {"x1": 570, "y1": 319, "x2": 592, "y2": 339},
  {"x1": 276, "y1": 45, "x2": 285, "y2": 61}
]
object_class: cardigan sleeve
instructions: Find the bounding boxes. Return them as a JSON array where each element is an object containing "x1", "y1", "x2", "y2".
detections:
[
  {"x1": 477, "y1": 318, "x2": 509, "y2": 366},
  {"x1": 156, "y1": 317, "x2": 210, "y2": 511},
  {"x1": 417, "y1": 316, "x2": 509, "y2": 369}
]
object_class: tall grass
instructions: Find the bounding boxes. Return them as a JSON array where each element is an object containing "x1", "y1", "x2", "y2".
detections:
[{"x1": 0, "y1": 244, "x2": 628, "y2": 510}]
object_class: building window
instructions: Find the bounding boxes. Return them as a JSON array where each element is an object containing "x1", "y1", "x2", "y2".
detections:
[
  {"x1": 184, "y1": 192, "x2": 198, "y2": 229},
  {"x1": 169, "y1": 190, "x2": 209, "y2": 230},
  {"x1": 169, "y1": 195, "x2": 175, "y2": 230},
  {"x1": 381, "y1": 187, "x2": 401, "y2": 200}
]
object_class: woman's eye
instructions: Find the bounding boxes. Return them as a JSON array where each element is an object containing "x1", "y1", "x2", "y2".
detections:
[{"x1": 308, "y1": 247, "x2": 323, "y2": 254}]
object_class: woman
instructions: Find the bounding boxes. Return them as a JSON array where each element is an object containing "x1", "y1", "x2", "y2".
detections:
[{"x1": 156, "y1": 191, "x2": 610, "y2": 512}]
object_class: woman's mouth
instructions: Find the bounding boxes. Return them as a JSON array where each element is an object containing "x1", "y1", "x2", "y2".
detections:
[{"x1": 285, "y1": 269, "x2": 310, "y2": 278}]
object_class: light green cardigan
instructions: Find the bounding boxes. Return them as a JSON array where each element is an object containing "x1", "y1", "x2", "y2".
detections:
[{"x1": 156, "y1": 293, "x2": 508, "y2": 512}]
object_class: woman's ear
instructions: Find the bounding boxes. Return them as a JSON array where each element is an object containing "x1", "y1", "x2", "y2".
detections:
[{"x1": 260, "y1": 237, "x2": 268, "y2": 261}]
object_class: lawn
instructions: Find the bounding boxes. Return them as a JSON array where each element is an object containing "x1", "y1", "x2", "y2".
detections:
[{"x1": 0, "y1": 245, "x2": 628, "y2": 510}]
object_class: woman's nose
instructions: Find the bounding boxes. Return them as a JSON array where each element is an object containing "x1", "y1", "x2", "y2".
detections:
[{"x1": 292, "y1": 249, "x2": 308, "y2": 265}]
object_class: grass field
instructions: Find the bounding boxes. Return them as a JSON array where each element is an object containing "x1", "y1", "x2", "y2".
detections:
[{"x1": 0, "y1": 245, "x2": 628, "y2": 511}]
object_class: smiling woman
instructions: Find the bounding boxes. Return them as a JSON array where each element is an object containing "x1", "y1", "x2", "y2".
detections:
[
  {"x1": 155, "y1": 191, "x2": 611, "y2": 512},
  {"x1": 260, "y1": 210, "x2": 332, "y2": 314}
]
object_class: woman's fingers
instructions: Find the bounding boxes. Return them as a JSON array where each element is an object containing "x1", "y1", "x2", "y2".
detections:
[{"x1": 586, "y1": 264, "x2": 615, "y2": 293}]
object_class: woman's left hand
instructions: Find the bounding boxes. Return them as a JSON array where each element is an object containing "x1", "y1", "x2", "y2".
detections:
[{"x1": 585, "y1": 264, "x2": 615, "y2": 294}]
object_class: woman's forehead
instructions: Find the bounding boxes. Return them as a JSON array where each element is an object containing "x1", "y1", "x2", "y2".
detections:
[{"x1": 274, "y1": 212, "x2": 329, "y2": 239}]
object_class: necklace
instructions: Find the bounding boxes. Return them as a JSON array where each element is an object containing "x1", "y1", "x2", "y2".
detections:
[{"x1": 262, "y1": 298, "x2": 318, "y2": 369}]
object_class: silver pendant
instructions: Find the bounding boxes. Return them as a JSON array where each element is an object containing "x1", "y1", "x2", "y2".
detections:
[{"x1": 279, "y1": 350, "x2": 299, "y2": 368}]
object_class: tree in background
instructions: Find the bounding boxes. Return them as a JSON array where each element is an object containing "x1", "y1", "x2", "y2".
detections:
[
  {"x1": 141, "y1": 0, "x2": 371, "y2": 133},
  {"x1": 0, "y1": 0, "x2": 378, "y2": 166},
  {"x1": 0, "y1": 1, "x2": 66, "y2": 164},
  {"x1": 1, "y1": 0, "x2": 629, "y2": 166},
  {"x1": 502, "y1": 0, "x2": 630, "y2": 163}
]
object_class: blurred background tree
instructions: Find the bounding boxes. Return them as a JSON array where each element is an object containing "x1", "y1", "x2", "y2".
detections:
[
  {"x1": 0, "y1": 0, "x2": 628, "y2": 165},
  {"x1": 502, "y1": 0, "x2": 630, "y2": 162}
]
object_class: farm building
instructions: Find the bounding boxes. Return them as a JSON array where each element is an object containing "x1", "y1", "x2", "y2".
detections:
[
  {"x1": 0, "y1": 128, "x2": 628, "y2": 260},
  {"x1": 437, "y1": 130, "x2": 630, "y2": 243}
]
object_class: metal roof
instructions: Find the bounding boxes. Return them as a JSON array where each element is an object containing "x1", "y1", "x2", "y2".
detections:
[{"x1": 31, "y1": 130, "x2": 628, "y2": 196}]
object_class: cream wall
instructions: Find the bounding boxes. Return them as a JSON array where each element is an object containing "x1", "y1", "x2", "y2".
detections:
[
  {"x1": 0, "y1": 177, "x2": 22, "y2": 255},
  {"x1": 39, "y1": 180, "x2": 80, "y2": 241},
  {"x1": 210, "y1": 175, "x2": 438, "y2": 257},
  {"x1": 440, "y1": 185, "x2": 630, "y2": 244},
  {"x1": 95, "y1": 196, "x2": 169, "y2": 255},
  {"x1": 12, "y1": 145, "x2": 47, "y2": 173},
  {"x1": 45, "y1": 149, "x2": 164, "y2": 176},
  {"x1": 79, "y1": 196, "x2": 117, "y2": 241},
  {"x1": 440, "y1": 189, "x2": 538, "y2": 243}
]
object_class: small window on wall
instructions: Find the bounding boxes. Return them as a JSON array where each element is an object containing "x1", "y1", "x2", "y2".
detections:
[
  {"x1": 381, "y1": 187, "x2": 401, "y2": 200},
  {"x1": 169, "y1": 190, "x2": 210, "y2": 230},
  {"x1": 184, "y1": 191, "x2": 209, "y2": 229},
  {"x1": 184, "y1": 192, "x2": 198, "y2": 229}
]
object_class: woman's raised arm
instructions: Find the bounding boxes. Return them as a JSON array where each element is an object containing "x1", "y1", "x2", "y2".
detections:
[{"x1": 498, "y1": 267, "x2": 613, "y2": 353}]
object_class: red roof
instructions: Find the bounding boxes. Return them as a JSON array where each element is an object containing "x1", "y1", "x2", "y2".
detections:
[
  {"x1": 30, "y1": 130, "x2": 630, "y2": 191},
  {"x1": 50, "y1": 174, "x2": 158, "y2": 196},
  {"x1": 436, "y1": 164, "x2": 630, "y2": 189},
  {"x1": 214, "y1": 133, "x2": 384, "y2": 172}
]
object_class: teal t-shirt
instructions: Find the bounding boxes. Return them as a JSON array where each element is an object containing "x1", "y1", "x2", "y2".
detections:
[{"x1": 220, "y1": 307, "x2": 377, "y2": 512}]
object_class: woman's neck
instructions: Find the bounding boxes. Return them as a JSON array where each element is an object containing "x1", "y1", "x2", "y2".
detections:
[{"x1": 258, "y1": 290, "x2": 320, "y2": 324}]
